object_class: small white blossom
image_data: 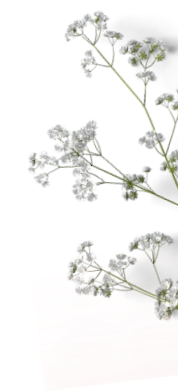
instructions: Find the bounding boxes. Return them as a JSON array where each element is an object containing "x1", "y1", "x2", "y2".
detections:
[
  {"x1": 118, "y1": 38, "x2": 144, "y2": 56},
  {"x1": 136, "y1": 71, "x2": 156, "y2": 81},
  {"x1": 77, "y1": 241, "x2": 93, "y2": 253},
  {"x1": 34, "y1": 173, "x2": 49, "y2": 187},
  {"x1": 91, "y1": 11, "x2": 109, "y2": 30},
  {"x1": 155, "y1": 51, "x2": 166, "y2": 61},
  {"x1": 79, "y1": 48, "x2": 96, "y2": 80},
  {"x1": 104, "y1": 31, "x2": 123, "y2": 40},
  {"x1": 48, "y1": 125, "x2": 69, "y2": 140},
  {"x1": 139, "y1": 131, "x2": 165, "y2": 149},
  {"x1": 154, "y1": 91, "x2": 176, "y2": 109},
  {"x1": 127, "y1": 230, "x2": 175, "y2": 252},
  {"x1": 160, "y1": 150, "x2": 178, "y2": 174},
  {"x1": 153, "y1": 278, "x2": 178, "y2": 322},
  {"x1": 128, "y1": 57, "x2": 138, "y2": 66},
  {"x1": 109, "y1": 254, "x2": 136, "y2": 275},
  {"x1": 71, "y1": 178, "x2": 98, "y2": 203}
]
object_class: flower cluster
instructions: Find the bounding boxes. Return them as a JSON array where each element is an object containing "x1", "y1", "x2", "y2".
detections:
[
  {"x1": 29, "y1": 151, "x2": 60, "y2": 187},
  {"x1": 120, "y1": 37, "x2": 166, "y2": 63},
  {"x1": 67, "y1": 230, "x2": 178, "y2": 322},
  {"x1": 127, "y1": 230, "x2": 175, "y2": 252},
  {"x1": 29, "y1": 11, "x2": 178, "y2": 321},
  {"x1": 63, "y1": 10, "x2": 111, "y2": 43},
  {"x1": 153, "y1": 278, "x2": 178, "y2": 322},
  {"x1": 27, "y1": 113, "x2": 178, "y2": 203},
  {"x1": 68, "y1": 241, "x2": 115, "y2": 297},
  {"x1": 65, "y1": 13, "x2": 170, "y2": 112},
  {"x1": 137, "y1": 129, "x2": 167, "y2": 150},
  {"x1": 27, "y1": 119, "x2": 99, "y2": 202},
  {"x1": 154, "y1": 88, "x2": 178, "y2": 111}
]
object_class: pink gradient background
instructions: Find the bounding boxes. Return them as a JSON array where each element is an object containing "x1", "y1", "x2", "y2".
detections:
[{"x1": 32, "y1": 275, "x2": 178, "y2": 390}]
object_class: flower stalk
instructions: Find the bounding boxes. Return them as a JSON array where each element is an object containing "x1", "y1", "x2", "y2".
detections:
[{"x1": 101, "y1": 269, "x2": 157, "y2": 299}]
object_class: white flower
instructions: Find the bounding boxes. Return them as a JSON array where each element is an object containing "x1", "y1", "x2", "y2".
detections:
[
  {"x1": 73, "y1": 178, "x2": 97, "y2": 201},
  {"x1": 161, "y1": 279, "x2": 173, "y2": 291},
  {"x1": 121, "y1": 40, "x2": 143, "y2": 57},
  {"x1": 137, "y1": 50, "x2": 149, "y2": 61},
  {"x1": 28, "y1": 153, "x2": 40, "y2": 173},
  {"x1": 74, "y1": 279, "x2": 102, "y2": 297},
  {"x1": 67, "y1": 254, "x2": 91, "y2": 282},
  {"x1": 48, "y1": 125, "x2": 69, "y2": 140},
  {"x1": 29, "y1": 153, "x2": 37, "y2": 166},
  {"x1": 160, "y1": 150, "x2": 178, "y2": 173},
  {"x1": 136, "y1": 71, "x2": 156, "y2": 81},
  {"x1": 91, "y1": 11, "x2": 109, "y2": 30},
  {"x1": 120, "y1": 46, "x2": 128, "y2": 54},
  {"x1": 64, "y1": 138, "x2": 85, "y2": 155},
  {"x1": 76, "y1": 240, "x2": 94, "y2": 254},
  {"x1": 139, "y1": 131, "x2": 165, "y2": 149},
  {"x1": 39, "y1": 151, "x2": 59, "y2": 166},
  {"x1": 142, "y1": 166, "x2": 152, "y2": 173},
  {"x1": 77, "y1": 265, "x2": 86, "y2": 273},
  {"x1": 121, "y1": 173, "x2": 145, "y2": 202},
  {"x1": 104, "y1": 31, "x2": 123, "y2": 39},
  {"x1": 80, "y1": 12, "x2": 91, "y2": 29},
  {"x1": 155, "y1": 93, "x2": 174, "y2": 105},
  {"x1": 34, "y1": 173, "x2": 49, "y2": 187},
  {"x1": 58, "y1": 136, "x2": 85, "y2": 165},
  {"x1": 53, "y1": 141, "x2": 64, "y2": 155},
  {"x1": 129, "y1": 232, "x2": 173, "y2": 252},
  {"x1": 72, "y1": 159, "x2": 91, "y2": 179},
  {"x1": 109, "y1": 254, "x2": 137, "y2": 273},
  {"x1": 122, "y1": 189, "x2": 138, "y2": 201},
  {"x1": 81, "y1": 51, "x2": 97, "y2": 78},
  {"x1": 155, "y1": 302, "x2": 169, "y2": 320},
  {"x1": 144, "y1": 38, "x2": 167, "y2": 56},
  {"x1": 155, "y1": 51, "x2": 166, "y2": 61},
  {"x1": 27, "y1": 165, "x2": 35, "y2": 177},
  {"x1": 172, "y1": 101, "x2": 178, "y2": 110},
  {"x1": 71, "y1": 188, "x2": 98, "y2": 203},
  {"x1": 65, "y1": 18, "x2": 90, "y2": 41},
  {"x1": 128, "y1": 57, "x2": 138, "y2": 66},
  {"x1": 155, "y1": 279, "x2": 178, "y2": 320},
  {"x1": 72, "y1": 121, "x2": 97, "y2": 144}
]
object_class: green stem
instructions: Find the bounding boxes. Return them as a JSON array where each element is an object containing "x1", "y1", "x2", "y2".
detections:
[
  {"x1": 87, "y1": 266, "x2": 157, "y2": 299},
  {"x1": 145, "y1": 250, "x2": 161, "y2": 285},
  {"x1": 92, "y1": 167, "x2": 178, "y2": 206},
  {"x1": 166, "y1": 117, "x2": 178, "y2": 155},
  {"x1": 144, "y1": 83, "x2": 147, "y2": 106},
  {"x1": 158, "y1": 142, "x2": 178, "y2": 191},
  {"x1": 47, "y1": 156, "x2": 178, "y2": 207}
]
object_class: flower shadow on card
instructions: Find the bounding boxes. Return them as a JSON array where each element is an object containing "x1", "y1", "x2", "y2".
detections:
[{"x1": 121, "y1": 234, "x2": 178, "y2": 319}]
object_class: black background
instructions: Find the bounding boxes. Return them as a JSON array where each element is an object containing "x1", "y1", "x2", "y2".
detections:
[{"x1": 23, "y1": 2, "x2": 178, "y2": 390}]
